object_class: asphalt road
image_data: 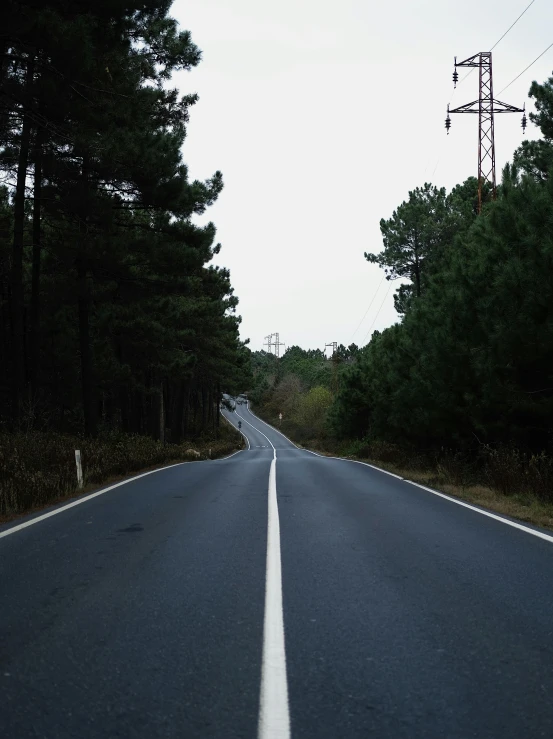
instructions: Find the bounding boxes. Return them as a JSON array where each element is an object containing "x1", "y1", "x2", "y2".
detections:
[{"x1": 2, "y1": 404, "x2": 553, "y2": 738}]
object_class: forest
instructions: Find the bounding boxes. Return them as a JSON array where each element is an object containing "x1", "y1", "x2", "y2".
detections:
[
  {"x1": 3, "y1": 1, "x2": 553, "y2": 518},
  {"x1": 0, "y1": 1, "x2": 250, "y2": 513},
  {"x1": 252, "y1": 71, "x2": 553, "y2": 504}
]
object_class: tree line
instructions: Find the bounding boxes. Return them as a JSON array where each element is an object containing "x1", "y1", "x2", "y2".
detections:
[
  {"x1": 333, "y1": 72, "x2": 553, "y2": 460},
  {"x1": 249, "y1": 344, "x2": 359, "y2": 443},
  {"x1": 0, "y1": 0, "x2": 250, "y2": 440}
]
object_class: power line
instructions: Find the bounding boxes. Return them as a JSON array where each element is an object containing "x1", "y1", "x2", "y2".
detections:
[
  {"x1": 431, "y1": 135, "x2": 448, "y2": 179},
  {"x1": 362, "y1": 283, "x2": 392, "y2": 344},
  {"x1": 450, "y1": 0, "x2": 539, "y2": 95},
  {"x1": 351, "y1": 274, "x2": 385, "y2": 340},
  {"x1": 497, "y1": 41, "x2": 553, "y2": 95},
  {"x1": 491, "y1": 0, "x2": 537, "y2": 51}
]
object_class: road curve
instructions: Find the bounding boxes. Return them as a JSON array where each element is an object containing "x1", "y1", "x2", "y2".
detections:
[{"x1": 1, "y1": 404, "x2": 553, "y2": 737}]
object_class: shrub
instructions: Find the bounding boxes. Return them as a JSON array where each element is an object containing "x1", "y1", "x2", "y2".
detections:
[
  {"x1": 0, "y1": 424, "x2": 242, "y2": 517},
  {"x1": 483, "y1": 446, "x2": 525, "y2": 496}
]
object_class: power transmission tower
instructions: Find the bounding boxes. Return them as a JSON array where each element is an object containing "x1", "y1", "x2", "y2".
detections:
[
  {"x1": 445, "y1": 52, "x2": 527, "y2": 213},
  {"x1": 264, "y1": 333, "x2": 285, "y2": 358},
  {"x1": 273, "y1": 333, "x2": 285, "y2": 358},
  {"x1": 325, "y1": 342, "x2": 339, "y2": 394}
]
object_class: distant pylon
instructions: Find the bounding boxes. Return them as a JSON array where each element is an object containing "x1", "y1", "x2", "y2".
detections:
[
  {"x1": 273, "y1": 333, "x2": 285, "y2": 358},
  {"x1": 445, "y1": 52, "x2": 526, "y2": 213},
  {"x1": 325, "y1": 342, "x2": 339, "y2": 394},
  {"x1": 264, "y1": 333, "x2": 285, "y2": 358}
]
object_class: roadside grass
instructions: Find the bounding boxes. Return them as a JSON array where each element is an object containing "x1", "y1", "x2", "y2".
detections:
[
  {"x1": 0, "y1": 423, "x2": 244, "y2": 521},
  {"x1": 358, "y1": 459, "x2": 553, "y2": 531},
  {"x1": 299, "y1": 445, "x2": 553, "y2": 532}
]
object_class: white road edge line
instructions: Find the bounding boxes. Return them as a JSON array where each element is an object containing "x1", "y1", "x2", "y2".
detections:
[
  {"x1": 405, "y1": 480, "x2": 553, "y2": 544},
  {"x1": 258, "y1": 456, "x2": 290, "y2": 739},
  {"x1": 219, "y1": 449, "x2": 244, "y2": 461},
  {"x1": 220, "y1": 410, "x2": 251, "y2": 450},
  {"x1": 2, "y1": 413, "x2": 250, "y2": 540},
  {"x1": 243, "y1": 403, "x2": 299, "y2": 448},
  {"x1": 235, "y1": 410, "x2": 276, "y2": 454},
  {"x1": 0, "y1": 462, "x2": 185, "y2": 540},
  {"x1": 303, "y1": 448, "x2": 404, "y2": 479},
  {"x1": 303, "y1": 449, "x2": 553, "y2": 543},
  {"x1": 245, "y1": 405, "x2": 553, "y2": 546}
]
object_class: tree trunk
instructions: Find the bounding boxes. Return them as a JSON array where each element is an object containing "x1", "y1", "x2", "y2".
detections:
[
  {"x1": 171, "y1": 380, "x2": 185, "y2": 443},
  {"x1": 414, "y1": 230, "x2": 421, "y2": 298},
  {"x1": 216, "y1": 382, "x2": 221, "y2": 436},
  {"x1": 159, "y1": 381, "x2": 165, "y2": 443},
  {"x1": 201, "y1": 386, "x2": 208, "y2": 430},
  {"x1": 77, "y1": 257, "x2": 97, "y2": 436},
  {"x1": 183, "y1": 381, "x2": 191, "y2": 438},
  {"x1": 119, "y1": 386, "x2": 130, "y2": 432},
  {"x1": 0, "y1": 44, "x2": 9, "y2": 88},
  {"x1": 29, "y1": 125, "x2": 44, "y2": 404},
  {"x1": 192, "y1": 388, "x2": 198, "y2": 433},
  {"x1": 11, "y1": 56, "x2": 34, "y2": 424},
  {"x1": 207, "y1": 387, "x2": 213, "y2": 427},
  {"x1": 77, "y1": 154, "x2": 97, "y2": 436},
  {"x1": 115, "y1": 335, "x2": 130, "y2": 432},
  {"x1": 130, "y1": 389, "x2": 143, "y2": 434}
]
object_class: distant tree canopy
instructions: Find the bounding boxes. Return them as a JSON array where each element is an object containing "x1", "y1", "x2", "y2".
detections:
[
  {"x1": 249, "y1": 344, "x2": 360, "y2": 403},
  {"x1": 0, "y1": 0, "x2": 250, "y2": 438},
  {"x1": 248, "y1": 344, "x2": 358, "y2": 442}
]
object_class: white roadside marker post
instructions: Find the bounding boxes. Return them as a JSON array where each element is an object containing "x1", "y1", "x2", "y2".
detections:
[{"x1": 75, "y1": 449, "x2": 83, "y2": 489}]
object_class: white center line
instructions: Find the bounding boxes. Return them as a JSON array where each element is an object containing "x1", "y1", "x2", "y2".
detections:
[
  {"x1": 258, "y1": 456, "x2": 290, "y2": 739},
  {"x1": 229, "y1": 409, "x2": 290, "y2": 736},
  {"x1": 243, "y1": 404, "x2": 299, "y2": 448},
  {"x1": 243, "y1": 406, "x2": 553, "y2": 546},
  {"x1": 220, "y1": 411, "x2": 251, "y2": 449},
  {"x1": 235, "y1": 410, "x2": 276, "y2": 453}
]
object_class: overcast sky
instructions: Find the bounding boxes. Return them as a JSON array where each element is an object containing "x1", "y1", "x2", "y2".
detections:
[{"x1": 171, "y1": 0, "x2": 553, "y2": 353}]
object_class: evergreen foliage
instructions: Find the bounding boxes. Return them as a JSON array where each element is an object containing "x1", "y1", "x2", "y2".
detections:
[
  {"x1": 334, "y1": 73, "x2": 553, "y2": 464},
  {"x1": 0, "y1": 0, "x2": 250, "y2": 439},
  {"x1": 249, "y1": 344, "x2": 358, "y2": 442}
]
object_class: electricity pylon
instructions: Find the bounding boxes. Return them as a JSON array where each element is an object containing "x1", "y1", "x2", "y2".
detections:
[
  {"x1": 264, "y1": 333, "x2": 285, "y2": 358},
  {"x1": 273, "y1": 333, "x2": 285, "y2": 358},
  {"x1": 325, "y1": 342, "x2": 339, "y2": 394},
  {"x1": 445, "y1": 52, "x2": 527, "y2": 213}
]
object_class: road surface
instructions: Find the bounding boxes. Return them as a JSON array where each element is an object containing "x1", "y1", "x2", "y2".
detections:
[{"x1": 2, "y1": 404, "x2": 553, "y2": 738}]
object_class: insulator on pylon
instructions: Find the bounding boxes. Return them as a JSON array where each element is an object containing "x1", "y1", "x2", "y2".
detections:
[
  {"x1": 522, "y1": 105, "x2": 527, "y2": 134},
  {"x1": 453, "y1": 69, "x2": 459, "y2": 87},
  {"x1": 445, "y1": 108, "x2": 451, "y2": 134}
]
